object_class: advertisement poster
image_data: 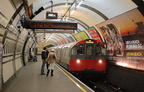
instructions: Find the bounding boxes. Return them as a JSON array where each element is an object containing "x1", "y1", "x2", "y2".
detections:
[
  {"x1": 0, "y1": 37, "x2": 2, "y2": 91},
  {"x1": 98, "y1": 23, "x2": 124, "y2": 56},
  {"x1": 87, "y1": 27, "x2": 102, "y2": 42},
  {"x1": 96, "y1": 8, "x2": 144, "y2": 70},
  {"x1": 74, "y1": 31, "x2": 89, "y2": 41}
]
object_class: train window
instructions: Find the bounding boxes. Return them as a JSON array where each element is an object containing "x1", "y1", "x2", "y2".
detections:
[
  {"x1": 71, "y1": 46, "x2": 77, "y2": 55},
  {"x1": 62, "y1": 47, "x2": 69, "y2": 57},
  {"x1": 65, "y1": 47, "x2": 69, "y2": 56},
  {"x1": 72, "y1": 44, "x2": 84, "y2": 55},
  {"x1": 95, "y1": 45, "x2": 107, "y2": 55},
  {"x1": 61, "y1": 48, "x2": 64, "y2": 56},
  {"x1": 62, "y1": 48, "x2": 66, "y2": 56},
  {"x1": 101, "y1": 47, "x2": 107, "y2": 55},
  {"x1": 86, "y1": 45, "x2": 94, "y2": 55},
  {"x1": 95, "y1": 45, "x2": 101, "y2": 55},
  {"x1": 77, "y1": 44, "x2": 84, "y2": 55},
  {"x1": 57, "y1": 49, "x2": 61, "y2": 57}
]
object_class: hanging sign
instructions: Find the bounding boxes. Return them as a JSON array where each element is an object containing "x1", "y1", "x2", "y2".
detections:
[
  {"x1": 22, "y1": 20, "x2": 77, "y2": 30},
  {"x1": 46, "y1": 12, "x2": 58, "y2": 19}
]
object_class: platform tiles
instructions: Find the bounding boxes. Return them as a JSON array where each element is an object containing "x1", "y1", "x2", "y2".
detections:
[{"x1": 4, "y1": 59, "x2": 94, "y2": 92}]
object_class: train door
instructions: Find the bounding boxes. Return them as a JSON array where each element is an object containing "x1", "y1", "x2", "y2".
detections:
[
  {"x1": 85, "y1": 44, "x2": 95, "y2": 70},
  {"x1": 70, "y1": 44, "x2": 85, "y2": 71}
]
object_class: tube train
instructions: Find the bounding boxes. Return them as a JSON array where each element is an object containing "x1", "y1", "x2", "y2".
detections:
[{"x1": 52, "y1": 39, "x2": 107, "y2": 74}]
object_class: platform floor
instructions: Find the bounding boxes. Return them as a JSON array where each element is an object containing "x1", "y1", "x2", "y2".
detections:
[{"x1": 4, "y1": 56, "x2": 94, "y2": 92}]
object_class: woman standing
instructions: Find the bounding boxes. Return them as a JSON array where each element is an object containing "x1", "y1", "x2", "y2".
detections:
[{"x1": 46, "y1": 49, "x2": 58, "y2": 76}]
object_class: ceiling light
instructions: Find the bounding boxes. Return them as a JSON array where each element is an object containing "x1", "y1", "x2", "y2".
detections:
[
  {"x1": 76, "y1": 0, "x2": 83, "y2": 8},
  {"x1": 70, "y1": 10, "x2": 75, "y2": 15}
]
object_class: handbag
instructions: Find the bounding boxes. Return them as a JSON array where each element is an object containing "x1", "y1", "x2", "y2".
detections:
[{"x1": 45, "y1": 58, "x2": 49, "y2": 63}]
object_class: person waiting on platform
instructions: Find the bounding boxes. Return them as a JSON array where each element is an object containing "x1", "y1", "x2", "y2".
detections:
[
  {"x1": 41, "y1": 47, "x2": 49, "y2": 75},
  {"x1": 45, "y1": 49, "x2": 58, "y2": 76},
  {"x1": 33, "y1": 56, "x2": 37, "y2": 62}
]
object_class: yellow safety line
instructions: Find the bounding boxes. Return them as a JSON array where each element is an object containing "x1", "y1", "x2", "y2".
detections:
[{"x1": 55, "y1": 64, "x2": 87, "y2": 92}]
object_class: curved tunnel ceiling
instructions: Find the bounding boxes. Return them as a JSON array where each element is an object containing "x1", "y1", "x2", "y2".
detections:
[{"x1": 30, "y1": 0, "x2": 137, "y2": 45}]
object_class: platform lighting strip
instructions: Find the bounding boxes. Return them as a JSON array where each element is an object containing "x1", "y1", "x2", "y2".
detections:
[
  {"x1": 76, "y1": 0, "x2": 84, "y2": 8},
  {"x1": 65, "y1": 0, "x2": 68, "y2": 6},
  {"x1": 70, "y1": 10, "x2": 75, "y2": 15},
  {"x1": 64, "y1": 0, "x2": 84, "y2": 20},
  {"x1": 55, "y1": 64, "x2": 88, "y2": 92}
]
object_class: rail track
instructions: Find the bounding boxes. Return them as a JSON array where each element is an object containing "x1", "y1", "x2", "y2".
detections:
[{"x1": 89, "y1": 80, "x2": 125, "y2": 92}]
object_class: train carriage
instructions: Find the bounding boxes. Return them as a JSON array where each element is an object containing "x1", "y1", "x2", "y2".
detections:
[{"x1": 54, "y1": 39, "x2": 107, "y2": 74}]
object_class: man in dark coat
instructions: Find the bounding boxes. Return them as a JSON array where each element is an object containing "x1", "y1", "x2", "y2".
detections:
[{"x1": 41, "y1": 47, "x2": 49, "y2": 75}]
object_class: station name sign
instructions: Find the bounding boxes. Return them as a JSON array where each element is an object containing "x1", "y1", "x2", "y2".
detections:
[
  {"x1": 23, "y1": 20, "x2": 77, "y2": 30},
  {"x1": 46, "y1": 12, "x2": 58, "y2": 19}
]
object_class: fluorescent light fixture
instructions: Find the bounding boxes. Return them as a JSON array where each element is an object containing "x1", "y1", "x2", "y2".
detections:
[
  {"x1": 76, "y1": 1, "x2": 83, "y2": 8},
  {"x1": 62, "y1": 0, "x2": 84, "y2": 20},
  {"x1": 65, "y1": 3, "x2": 68, "y2": 6},
  {"x1": 66, "y1": 16, "x2": 69, "y2": 20},
  {"x1": 65, "y1": 0, "x2": 68, "y2": 5},
  {"x1": 70, "y1": 10, "x2": 75, "y2": 15}
]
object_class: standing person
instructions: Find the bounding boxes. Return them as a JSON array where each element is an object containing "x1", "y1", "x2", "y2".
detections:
[
  {"x1": 45, "y1": 47, "x2": 49, "y2": 69},
  {"x1": 46, "y1": 49, "x2": 58, "y2": 76},
  {"x1": 41, "y1": 47, "x2": 49, "y2": 75}
]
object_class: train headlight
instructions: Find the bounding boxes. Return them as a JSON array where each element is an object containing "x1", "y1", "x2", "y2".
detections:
[
  {"x1": 76, "y1": 59, "x2": 80, "y2": 63},
  {"x1": 98, "y1": 60, "x2": 102, "y2": 64}
]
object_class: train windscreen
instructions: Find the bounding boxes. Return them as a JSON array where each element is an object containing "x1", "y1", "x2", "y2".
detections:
[
  {"x1": 71, "y1": 44, "x2": 84, "y2": 55},
  {"x1": 95, "y1": 45, "x2": 107, "y2": 55},
  {"x1": 71, "y1": 44, "x2": 107, "y2": 56},
  {"x1": 86, "y1": 45, "x2": 94, "y2": 56}
]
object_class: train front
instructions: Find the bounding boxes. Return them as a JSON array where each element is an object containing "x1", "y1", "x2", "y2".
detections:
[{"x1": 69, "y1": 39, "x2": 107, "y2": 75}]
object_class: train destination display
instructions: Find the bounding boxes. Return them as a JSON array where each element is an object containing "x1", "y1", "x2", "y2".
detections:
[{"x1": 22, "y1": 20, "x2": 77, "y2": 30}]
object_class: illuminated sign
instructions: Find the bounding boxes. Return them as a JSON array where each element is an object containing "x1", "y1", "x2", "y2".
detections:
[
  {"x1": 23, "y1": 20, "x2": 77, "y2": 30},
  {"x1": 85, "y1": 40, "x2": 94, "y2": 43},
  {"x1": 46, "y1": 12, "x2": 58, "y2": 19}
]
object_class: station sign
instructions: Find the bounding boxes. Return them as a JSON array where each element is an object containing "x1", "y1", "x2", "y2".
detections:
[
  {"x1": 46, "y1": 12, "x2": 58, "y2": 19},
  {"x1": 23, "y1": 20, "x2": 77, "y2": 30}
]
